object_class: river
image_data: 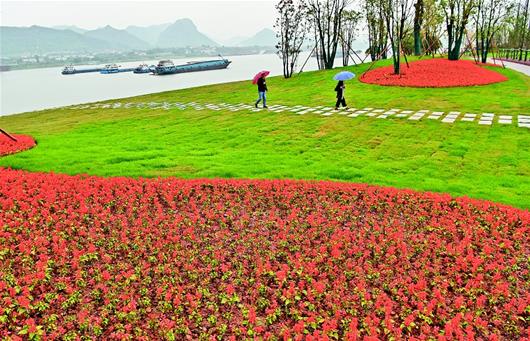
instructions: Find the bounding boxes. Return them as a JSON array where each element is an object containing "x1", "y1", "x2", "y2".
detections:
[{"x1": 0, "y1": 53, "x2": 354, "y2": 116}]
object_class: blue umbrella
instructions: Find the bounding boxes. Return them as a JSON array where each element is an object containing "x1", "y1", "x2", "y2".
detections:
[{"x1": 333, "y1": 71, "x2": 356, "y2": 81}]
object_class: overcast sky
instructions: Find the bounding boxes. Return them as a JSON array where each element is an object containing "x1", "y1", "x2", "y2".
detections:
[{"x1": 0, "y1": 1, "x2": 278, "y2": 42}]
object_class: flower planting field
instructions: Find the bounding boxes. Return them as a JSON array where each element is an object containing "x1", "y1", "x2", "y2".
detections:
[
  {"x1": 360, "y1": 59, "x2": 509, "y2": 88},
  {"x1": 1, "y1": 168, "x2": 529, "y2": 339},
  {"x1": 0, "y1": 134, "x2": 35, "y2": 156}
]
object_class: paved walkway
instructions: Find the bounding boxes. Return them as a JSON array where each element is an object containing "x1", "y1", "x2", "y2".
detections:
[
  {"x1": 67, "y1": 101, "x2": 530, "y2": 129},
  {"x1": 488, "y1": 58, "x2": 530, "y2": 76}
]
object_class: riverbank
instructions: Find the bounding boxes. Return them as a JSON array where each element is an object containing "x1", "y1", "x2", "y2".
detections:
[{"x1": 0, "y1": 53, "x2": 342, "y2": 116}]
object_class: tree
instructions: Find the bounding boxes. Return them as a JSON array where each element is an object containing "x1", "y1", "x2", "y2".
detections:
[
  {"x1": 474, "y1": 0, "x2": 514, "y2": 63},
  {"x1": 275, "y1": 0, "x2": 309, "y2": 78},
  {"x1": 413, "y1": 0, "x2": 425, "y2": 55},
  {"x1": 307, "y1": 0, "x2": 351, "y2": 69},
  {"x1": 340, "y1": 9, "x2": 362, "y2": 65},
  {"x1": 423, "y1": 0, "x2": 444, "y2": 56},
  {"x1": 382, "y1": 0, "x2": 414, "y2": 74},
  {"x1": 364, "y1": 0, "x2": 388, "y2": 61},
  {"x1": 440, "y1": 0, "x2": 476, "y2": 60},
  {"x1": 499, "y1": 0, "x2": 530, "y2": 50},
  {"x1": 516, "y1": 0, "x2": 530, "y2": 58}
]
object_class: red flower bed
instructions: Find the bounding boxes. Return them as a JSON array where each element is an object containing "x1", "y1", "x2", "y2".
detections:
[
  {"x1": 0, "y1": 169, "x2": 528, "y2": 339},
  {"x1": 360, "y1": 59, "x2": 508, "y2": 87},
  {"x1": 0, "y1": 134, "x2": 36, "y2": 156}
]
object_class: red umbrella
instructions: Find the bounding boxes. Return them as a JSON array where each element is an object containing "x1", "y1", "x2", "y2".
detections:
[{"x1": 252, "y1": 70, "x2": 270, "y2": 84}]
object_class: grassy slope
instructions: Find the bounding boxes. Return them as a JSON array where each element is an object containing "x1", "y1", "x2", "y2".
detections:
[{"x1": 1, "y1": 58, "x2": 529, "y2": 208}]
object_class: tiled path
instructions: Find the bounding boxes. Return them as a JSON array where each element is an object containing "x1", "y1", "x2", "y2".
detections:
[{"x1": 67, "y1": 101, "x2": 530, "y2": 129}]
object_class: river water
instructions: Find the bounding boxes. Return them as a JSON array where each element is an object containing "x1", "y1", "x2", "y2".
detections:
[{"x1": 0, "y1": 53, "x2": 352, "y2": 116}]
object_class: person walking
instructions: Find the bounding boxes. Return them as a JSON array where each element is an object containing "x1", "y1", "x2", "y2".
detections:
[
  {"x1": 334, "y1": 80, "x2": 348, "y2": 110},
  {"x1": 255, "y1": 75, "x2": 268, "y2": 109}
]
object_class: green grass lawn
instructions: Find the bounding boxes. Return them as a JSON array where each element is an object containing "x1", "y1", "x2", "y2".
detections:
[{"x1": 1, "y1": 58, "x2": 529, "y2": 208}]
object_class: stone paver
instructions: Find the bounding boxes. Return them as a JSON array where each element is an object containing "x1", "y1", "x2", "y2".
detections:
[
  {"x1": 408, "y1": 112, "x2": 426, "y2": 120},
  {"x1": 428, "y1": 112, "x2": 444, "y2": 120},
  {"x1": 442, "y1": 112, "x2": 460, "y2": 123},
  {"x1": 71, "y1": 101, "x2": 527, "y2": 129}
]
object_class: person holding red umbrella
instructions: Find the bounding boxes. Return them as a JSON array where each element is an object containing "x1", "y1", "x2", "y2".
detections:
[{"x1": 253, "y1": 70, "x2": 270, "y2": 109}]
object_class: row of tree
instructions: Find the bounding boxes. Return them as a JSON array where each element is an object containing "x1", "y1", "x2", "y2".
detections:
[{"x1": 275, "y1": 0, "x2": 530, "y2": 77}]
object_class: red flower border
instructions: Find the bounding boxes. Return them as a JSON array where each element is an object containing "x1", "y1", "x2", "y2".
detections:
[
  {"x1": 0, "y1": 168, "x2": 528, "y2": 339},
  {"x1": 0, "y1": 134, "x2": 36, "y2": 157},
  {"x1": 360, "y1": 59, "x2": 509, "y2": 88}
]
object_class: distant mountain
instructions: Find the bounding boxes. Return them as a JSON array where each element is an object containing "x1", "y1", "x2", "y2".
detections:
[
  {"x1": 126, "y1": 23, "x2": 171, "y2": 45},
  {"x1": 220, "y1": 36, "x2": 248, "y2": 46},
  {"x1": 84, "y1": 25, "x2": 147, "y2": 50},
  {"x1": 0, "y1": 25, "x2": 112, "y2": 56},
  {"x1": 157, "y1": 19, "x2": 218, "y2": 47},
  {"x1": 239, "y1": 28, "x2": 277, "y2": 47},
  {"x1": 53, "y1": 25, "x2": 87, "y2": 34}
]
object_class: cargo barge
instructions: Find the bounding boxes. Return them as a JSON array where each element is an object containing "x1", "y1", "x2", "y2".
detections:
[
  {"x1": 152, "y1": 56, "x2": 231, "y2": 75},
  {"x1": 61, "y1": 65, "x2": 101, "y2": 75}
]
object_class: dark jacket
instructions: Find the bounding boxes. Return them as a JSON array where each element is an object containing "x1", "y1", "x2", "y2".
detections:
[
  {"x1": 257, "y1": 77, "x2": 267, "y2": 92},
  {"x1": 335, "y1": 81, "x2": 345, "y2": 99}
]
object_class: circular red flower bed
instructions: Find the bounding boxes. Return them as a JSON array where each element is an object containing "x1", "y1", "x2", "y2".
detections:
[
  {"x1": 0, "y1": 134, "x2": 36, "y2": 156},
  {"x1": 1, "y1": 169, "x2": 528, "y2": 339},
  {"x1": 360, "y1": 59, "x2": 508, "y2": 87}
]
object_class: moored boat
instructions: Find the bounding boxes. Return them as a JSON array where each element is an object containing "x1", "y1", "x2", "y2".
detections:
[
  {"x1": 61, "y1": 65, "x2": 102, "y2": 75},
  {"x1": 133, "y1": 63, "x2": 154, "y2": 74},
  {"x1": 100, "y1": 64, "x2": 120, "y2": 74},
  {"x1": 62, "y1": 65, "x2": 76, "y2": 75},
  {"x1": 152, "y1": 56, "x2": 231, "y2": 75}
]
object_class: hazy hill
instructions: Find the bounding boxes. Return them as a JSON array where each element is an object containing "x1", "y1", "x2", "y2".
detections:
[
  {"x1": 126, "y1": 23, "x2": 171, "y2": 45},
  {"x1": 239, "y1": 28, "x2": 277, "y2": 47},
  {"x1": 0, "y1": 25, "x2": 111, "y2": 56},
  {"x1": 157, "y1": 19, "x2": 218, "y2": 47},
  {"x1": 220, "y1": 36, "x2": 247, "y2": 46},
  {"x1": 84, "y1": 25, "x2": 147, "y2": 50},
  {"x1": 53, "y1": 25, "x2": 87, "y2": 34}
]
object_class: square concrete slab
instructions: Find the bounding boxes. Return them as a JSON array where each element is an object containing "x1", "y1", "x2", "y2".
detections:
[
  {"x1": 479, "y1": 120, "x2": 492, "y2": 125},
  {"x1": 461, "y1": 117, "x2": 475, "y2": 122},
  {"x1": 348, "y1": 113, "x2": 360, "y2": 117},
  {"x1": 395, "y1": 113, "x2": 408, "y2": 118},
  {"x1": 498, "y1": 119, "x2": 512, "y2": 124}
]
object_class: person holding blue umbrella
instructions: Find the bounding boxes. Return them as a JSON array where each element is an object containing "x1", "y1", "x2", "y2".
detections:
[{"x1": 333, "y1": 71, "x2": 355, "y2": 110}]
